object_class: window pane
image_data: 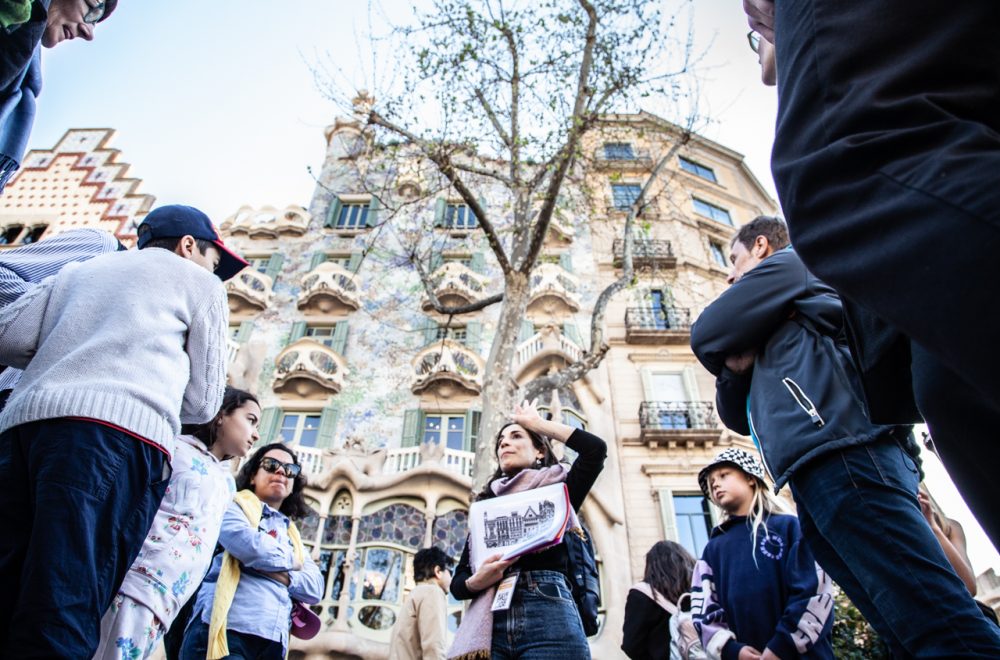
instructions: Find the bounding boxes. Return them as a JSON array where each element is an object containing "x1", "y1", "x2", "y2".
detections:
[
  {"x1": 710, "y1": 242, "x2": 728, "y2": 267},
  {"x1": 679, "y1": 157, "x2": 718, "y2": 183},
  {"x1": 693, "y1": 198, "x2": 732, "y2": 226},
  {"x1": 604, "y1": 142, "x2": 635, "y2": 160},
  {"x1": 612, "y1": 184, "x2": 642, "y2": 209},
  {"x1": 446, "y1": 416, "x2": 465, "y2": 451},
  {"x1": 361, "y1": 547, "x2": 404, "y2": 603},
  {"x1": 279, "y1": 414, "x2": 300, "y2": 443},
  {"x1": 298, "y1": 415, "x2": 322, "y2": 447},
  {"x1": 424, "y1": 416, "x2": 442, "y2": 444},
  {"x1": 673, "y1": 495, "x2": 712, "y2": 557}
]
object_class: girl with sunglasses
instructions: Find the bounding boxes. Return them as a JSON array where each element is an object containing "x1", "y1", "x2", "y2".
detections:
[{"x1": 179, "y1": 443, "x2": 323, "y2": 660}]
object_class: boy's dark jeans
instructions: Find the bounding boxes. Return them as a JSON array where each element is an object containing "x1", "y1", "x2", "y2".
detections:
[
  {"x1": 0, "y1": 418, "x2": 169, "y2": 658},
  {"x1": 180, "y1": 617, "x2": 285, "y2": 660},
  {"x1": 790, "y1": 438, "x2": 1000, "y2": 658}
]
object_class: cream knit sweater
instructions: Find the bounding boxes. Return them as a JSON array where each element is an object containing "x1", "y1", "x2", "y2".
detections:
[{"x1": 0, "y1": 247, "x2": 229, "y2": 455}]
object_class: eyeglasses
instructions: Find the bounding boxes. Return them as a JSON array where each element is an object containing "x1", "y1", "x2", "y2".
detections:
[
  {"x1": 747, "y1": 30, "x2": 761, "y2": 54},
  {"x1": 83, "y1": 2, "x2": 107, "y2": 25},
  {"x1": 259, "y1": 456, "x2": 302, "y2": 479}
]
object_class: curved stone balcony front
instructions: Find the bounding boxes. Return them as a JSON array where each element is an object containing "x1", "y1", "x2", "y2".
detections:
[
  {"x1": 222, "y1": 205, "x2": 311, "y2": 239},
  {"x1": 411, "y1": 339, "x2": 484, "y2": 397},
  {"x1": 514, "y1": 326, "x2": 583, "y2": 377},
  {"x1": 226, "y1": 269, "x2": 273, "y2": 313},
  {"x1": 527, "y1": 262, "x2": 580, "y2": 314},
  {"x1": 273, "y1": 338, "x2": 348, "y2": 398},
  {"x1": 297, "y1": 262, "x2": 362, "y2": 315},
  {"x1": 421, "y1": 262, "x2": 489, "y2": 313}
]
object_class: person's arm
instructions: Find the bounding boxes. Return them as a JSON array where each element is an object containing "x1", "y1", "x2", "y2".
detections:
[
  {"x1": 764, "y1": 522, "x2": 835, "y2": 660},
  {"x1": 181, "y1": 284, "x2": 228, "y2": 425},
  {"x1": 919, "y1": 493, "x2": 977, "y2": 595},
  {"x1": 217, "y1": 503, "x2": 296, "y2": 572},
  {"x1": 0, "y1": 273, "x2": 53, "y2": 369},
  {"x1": 450, "y1": 539, "x2": 513, "y2": 600},
  {"x1": 621, "y1": 589, "x2": 659, "y2": 659},
  {"x1": 417, "y1": 589, "x2": 448, "y2": 660},
  {"x1": 691, "y1": 557, "x2": 744, "y2": 660},
  {"x1": 716, "y1": 367, "x2": 753, "y2": 436},
  {"x1": 287, "y1": 550, "x2": 324, "y2": 604},
  {"x1": 691, "y1": 252, "x2": 806, "y2": 376}
]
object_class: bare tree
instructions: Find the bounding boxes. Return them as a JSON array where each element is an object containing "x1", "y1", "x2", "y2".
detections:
[{"x1": 319, "y1": 0, "x2": 702, "y2": 489}]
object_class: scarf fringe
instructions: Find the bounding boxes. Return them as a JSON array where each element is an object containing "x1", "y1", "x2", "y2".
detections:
[{"x1": 448, "y1": 650, "x2": 491, "y2": 660}]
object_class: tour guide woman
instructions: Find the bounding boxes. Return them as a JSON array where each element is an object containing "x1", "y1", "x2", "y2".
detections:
[
  {"x1": 180, "y1": 443, "x2": 323, "y2": 660},
  {"x1": 448, "y1": 401, "x2": 607, "y2": 659}
]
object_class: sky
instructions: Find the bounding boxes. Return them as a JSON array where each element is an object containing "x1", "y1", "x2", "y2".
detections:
[{"x1": 28, "y1": 1, "x2": 999, "y2": 576}]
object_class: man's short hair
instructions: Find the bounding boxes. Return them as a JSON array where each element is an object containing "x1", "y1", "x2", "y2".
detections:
[
  {"x1": 413, "y1": 547, "x2": 455, "y2": 582},
  {"x1": 732, "y1": 215, "x2": 790, "y2": 252},
  {"x1": 139, "y1": 236, "x2": 215, "y2": 255}
]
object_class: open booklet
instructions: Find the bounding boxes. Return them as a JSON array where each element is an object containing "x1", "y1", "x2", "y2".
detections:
[{"x1": 468, "y1": 482, "x2": 572, "y2": 571}]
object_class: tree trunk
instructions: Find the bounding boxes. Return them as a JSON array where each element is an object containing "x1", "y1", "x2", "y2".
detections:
[{"x1": 472, "y1": 271, "x2": 531, "y2": 491}]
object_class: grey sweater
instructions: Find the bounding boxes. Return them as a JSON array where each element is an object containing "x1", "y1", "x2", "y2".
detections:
[{"x1": 0, "y1": 248, "x2": 229, "y2": 455}]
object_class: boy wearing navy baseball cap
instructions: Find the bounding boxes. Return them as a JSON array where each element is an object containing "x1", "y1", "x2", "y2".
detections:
[{"x1": 0, "y1": 204, "x2": 241, "y2": 656}]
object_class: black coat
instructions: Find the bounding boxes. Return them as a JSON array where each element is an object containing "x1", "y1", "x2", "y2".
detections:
[{"x1": 621, "y1": 588, "x2": 671, "y2": 660}]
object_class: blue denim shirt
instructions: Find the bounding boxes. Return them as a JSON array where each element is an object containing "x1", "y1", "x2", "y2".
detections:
[{"x1": 194, "y1": 500, "x2": 323, "y2": 651}]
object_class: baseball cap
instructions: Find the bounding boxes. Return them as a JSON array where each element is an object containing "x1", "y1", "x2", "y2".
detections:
[
  {"x1": 136, "y1": 204, "x2": 248, "y2": 281},
  {"x1": 697, "y1": 447, "x2": 767, "y2": 499}
]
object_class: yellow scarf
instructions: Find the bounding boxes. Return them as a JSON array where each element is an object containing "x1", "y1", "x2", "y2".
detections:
[{"x1": 207, "y1": 490, "x2": 304, "y2": 659}]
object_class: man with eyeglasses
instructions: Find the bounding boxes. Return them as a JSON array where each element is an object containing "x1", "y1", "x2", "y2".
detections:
[{"x1": 0, "y1": 1, "x2": 116, "y2": 194}]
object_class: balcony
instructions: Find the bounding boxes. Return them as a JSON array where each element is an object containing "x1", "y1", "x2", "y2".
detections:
[
  {"x1": 514, "y1": 326, "x2": 584, "y2": 376},
  {"x1": 273, "y1": 338, "x2": 348, "y2": 398},
  {"x1": 625, "y1": 307, "x2": 692, "y2": 344},
  {"x1": 297, "y1": 262, "x2": 361, "y2": 315},
  {"x1": 411, "y1": 339, "x2": 485, "y2": 397},
  {"x1": 527, "y1": 263, "x2": 580, "y2": 315},
  {"x1": 613, "y1": 239, "x2": 676, "y2": 269},
  {"x1": 383, "y1": 445, "x2": 475, "y2": 479},
  {"x1": 593, "y1": 147, "x2": 654, "y2": 170},
  {"x1": 638, "y1": 401, "x2": 721, "y2": 447},
  {"x1": 546, "y1": 210, "x2": 575, "y2": 244},
  {"x1": 421, "y1": 262, "x2": 490, "y2": 313},
  {"x1": 226, "y1": 269, "x2": 273, "y2": 313},
  {"x1": 225, "y1": 336, "x2": 241, "y2": 367},
  {"x1": 222, "y1": 205, "x2": 311, "y2": 239}
]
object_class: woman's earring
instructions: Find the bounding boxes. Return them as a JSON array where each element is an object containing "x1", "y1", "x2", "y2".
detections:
[{"x1": 533, "y1": 457, "x2": 543, "y2": 469}]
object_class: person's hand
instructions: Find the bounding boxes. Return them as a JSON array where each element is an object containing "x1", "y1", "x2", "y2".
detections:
[
  {"x1": 725, "y1": 350, "x2": 757, "y2": 375},
  {"x1": 510, "y1": 399, "x2": 543, "y2": 429},
  {"x1": 259, "y1": 570, "x2": 291, "y2": 587},
  {"x1": 743, "y1": 0, "x2": 775, "y2": 42},
  {"x1": 465, "y1": 553, "x2": 515, "y2": 592},
  {"x1": 738, "y1": 646, "x2": 763, "y2": 660},
  {"x1": 917, "y1": 491, "x2": 940, "y2": 531},
  {"x1": 761, "y1": 649, "x2": 783, "y2": 660}
]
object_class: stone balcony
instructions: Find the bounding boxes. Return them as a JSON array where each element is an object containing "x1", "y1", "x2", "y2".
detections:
[
  {"x1": 411, "y1": 339, "x2": 485, "y2": 397},
  {"x1": 297, "y1": 262, "x2": 362, "y2": 315},
  {"x1": 292, "y1": 443, "x2": 475, "y2": 480},
  {"x1": 638, "y1": 401, "x2": 721, "y2": 447},
  {"x1": 527, "y1": 262, "x2": 581, "y2": 314},
  {"x1": 514, "y1": 326, "x2": 584, "y2": 376},
  {"x1": 226, "y1": 269, "x2": 273, "y2": 313},
  {"x1": 222, "y1": 205, "x2": 311, "y2": 239},
  {"x1": 624, "y1": 307, "x2": 692, "y2": 344},
  {"x1": 421, "y1": 262, "x2": 490, "y2": 313},
  {"x1": 273, "y1": 338, "x2": 348, "y2": 398},
  {"x1": 613, "y1": 239, "x2": 676, "y2": 269}
]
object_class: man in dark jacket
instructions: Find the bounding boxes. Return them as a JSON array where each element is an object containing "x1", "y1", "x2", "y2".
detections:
[{"x1": 690, "y1": 216, "x2": 1000, "y2": 657}]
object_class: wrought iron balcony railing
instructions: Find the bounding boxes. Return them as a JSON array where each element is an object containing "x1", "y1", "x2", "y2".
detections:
[
  {"x1": 624, "y1": 307, "x2": 692, "y2": 344},
  {"x1": 612, "y1": 239, "x2": 676, "y2": 269},
  {"x1": 638, "y1": 401, "x2": 720, "y2": 446},
  {"x1": 593, "y1": 147, "x2": 654, "y2": 168}
]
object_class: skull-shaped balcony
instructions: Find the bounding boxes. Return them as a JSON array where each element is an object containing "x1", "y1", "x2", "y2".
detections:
[
  {"x1": 527, "y1": 263, "x2": 581, "y2": 315},
  {"x1": 411, "y1": 339, "x2": 485, "y2": 397},
  {"x1": 297, "y1": 262, "x2": 361, "y2": 315},
  {"x1": 226, "y1": 269, "x2": 273, "y2": 313},
  {"x1": 222, "y1": 205, "x2": 311, "y2": 239},
  {"x1": 272, "y1": 338, "x2": 348, "y2": 398},
  {"x1": 421, "y1": 263, "x2": 490, "y2": 313}
]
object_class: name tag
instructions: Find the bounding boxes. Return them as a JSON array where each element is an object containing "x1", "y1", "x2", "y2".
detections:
[{"x1": 491, "y1": 571, "x2": 520, "y2": 612}]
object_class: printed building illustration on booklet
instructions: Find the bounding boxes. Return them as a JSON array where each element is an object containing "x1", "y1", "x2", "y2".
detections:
[{"x1": 469, "y1": 483, "x2": 572, "y2": 570}]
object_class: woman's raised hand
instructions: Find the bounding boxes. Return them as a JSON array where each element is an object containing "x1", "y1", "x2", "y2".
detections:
[
  {"x1": 465, "y1": 553, "x2": 515, "y2": 593},
  {"x1": 510, "y1": 399, "x2": 542, "y2": 429}
]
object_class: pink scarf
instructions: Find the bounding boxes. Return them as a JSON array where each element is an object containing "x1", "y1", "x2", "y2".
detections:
[{"x1": 446, "y1": 464, "x2": 581, "y2": 660}]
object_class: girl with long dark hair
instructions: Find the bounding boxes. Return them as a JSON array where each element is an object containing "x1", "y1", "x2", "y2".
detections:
[
  {"x1": 448, "y1": 400, "x2": 607, "y2": 659},
  {"x1": 622, "y1": 541, "x2": 696, "y2": 660}
]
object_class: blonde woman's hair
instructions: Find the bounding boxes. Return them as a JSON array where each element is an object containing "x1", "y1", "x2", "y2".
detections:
[{"x1": 715, "y1": 474, "x2": 788, "y2": 567}]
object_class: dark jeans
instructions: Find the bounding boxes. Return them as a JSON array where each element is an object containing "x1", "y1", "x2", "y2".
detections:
[
  {"x1": 491, "y1": 570, "x2": 590, "y2": 660},
  {"x1": 790, "y1": 438, "x2": 1000, "y2": 658},
  {"x1": 180, "y1": 617, "x2": 284, "y2": 660},
  {"x1": 0, "y1": 418, "x2": 169, "y2": 658}
]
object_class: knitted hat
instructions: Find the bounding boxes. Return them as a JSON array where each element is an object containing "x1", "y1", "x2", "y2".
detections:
[{"x1": 698, "y1": 448, "x2": 766, "y2": 498}]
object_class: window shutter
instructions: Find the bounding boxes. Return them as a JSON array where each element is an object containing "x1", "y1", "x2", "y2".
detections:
[
  {"x1": 422, "y1": 317, "x2": 440, "y2": 345},
  {"x1": 316, "y1": 405, "x2": 340, "y2": 449},
  {"x1": 640, "y1": 366, "x2": 654, "y2": 400},
  {"x1": 265, "y1": 254, "x2": 284, "y2": 281},
  {"x1": 518, "y1": 320, "x2": 535, "y2": 343},
  {"x1": 401, "y1": 409, "x2": 422, "y2": 447},
  {"x1": 347, "y1": 251, "x2": 362, "y2": 273},
  {"x1": 470, "y1": 252, "x2": 485, "y2": 274},
  {"x1": 326, "y1": 198, "x2": 343, "y2": 228},
  {"x1": 237, "y1": 320, "x2": 254, "y2": 344},
  {"x1": 288, "y1": 321, "x2": 308, "y2": 344},
  {"x1": 657, "y1": 488, "x2": 679, "y2": 542},
  {"x1": 433, "y1": 198, "x2": 447, "y2": 228},
  {"x1": 429, "y1": 253, "x2": 444, "y2": 273},
  {"x1": 465, "y1": 321, "x2": 482, "y2": 352},
  {"x1": 366, "y1": 196, "x2": 381, "y2": 227},
  {"x1": 464, "y1": 409, "x2": 482, "y2": 453},
  {"x1": 559, "y1": 252, "x2": 574, "y2": 273},
  {"x1": 309, "y1": 252, "x2": 326, "y2": 270},
  {"x1": 475, "y1": 196, "x2": 486, "y2": 226},
  {"x1": 331, "y1": 322, "x2": 349, "y2": 355},
  {"x1": 681, "y1": 366, "x2": 699, "y2": 402},
  {"x1": 562, "y1": 322, "x2": 583, "y2": 348},
  {"x1": 259, "y1": 407, "x2": 282, "y2": 444}
]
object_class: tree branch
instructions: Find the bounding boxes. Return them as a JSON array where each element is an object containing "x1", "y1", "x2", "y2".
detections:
[
  {"x1": 474, "y1": 87, "x2": 512, "y2": 150},
  {"x1": 409, "y1": 249, "x2": 505, "y2": 315}
]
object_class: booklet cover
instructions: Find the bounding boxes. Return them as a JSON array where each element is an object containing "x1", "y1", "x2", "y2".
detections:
[{"x1": 468, "y1": 482, "x2": 572, "y2": 571}]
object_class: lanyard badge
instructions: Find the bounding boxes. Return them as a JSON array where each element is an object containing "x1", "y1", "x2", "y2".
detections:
[{"x1": 491, "y1": 571, "x2": 520, "y2": 612}]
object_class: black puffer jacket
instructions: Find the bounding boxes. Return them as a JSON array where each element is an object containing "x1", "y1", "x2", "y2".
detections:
[{"x1": 691, "y1": 248, "x2": 901, "y2": 490}]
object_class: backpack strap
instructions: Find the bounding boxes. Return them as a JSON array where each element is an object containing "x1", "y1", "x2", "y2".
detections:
[{"x1": 630, "y1": 581, "x2": 677, "y2": 615}]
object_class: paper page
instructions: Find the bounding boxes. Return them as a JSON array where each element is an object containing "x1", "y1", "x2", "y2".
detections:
[{"x1": 468, "y1": 482, "x2": 571, "y2": 571}]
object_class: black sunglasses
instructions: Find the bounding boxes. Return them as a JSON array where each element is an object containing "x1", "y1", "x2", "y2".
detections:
[{"x1": 259, "y1": 456, "x2": 301, "y2": 478}]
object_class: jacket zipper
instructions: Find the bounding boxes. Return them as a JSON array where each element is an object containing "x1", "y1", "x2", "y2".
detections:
[
  {"x1": 782, "y1": 377, "x2": 825, "y2": 427},
  {"x1": 746, "y1": 405, "x2": 777, "y2": 483}
]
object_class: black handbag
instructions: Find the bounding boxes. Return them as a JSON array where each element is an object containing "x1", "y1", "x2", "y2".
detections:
[{"x1": 564, "y1": 526, "x2": 601, "y2": 636}]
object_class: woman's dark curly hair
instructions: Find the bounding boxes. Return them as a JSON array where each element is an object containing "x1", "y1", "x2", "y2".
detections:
[
  {"x1": 475, "y1": 422, "x2": 561, "y2": 501},
  {"x1": 181, "y1": 386, "x2": 259, "y2": 454},
  {"x1": 236, "y1": 442, "x2": 312, "y2": 520},
  {"x1": 644, "y1": 540, "x2": 696, "y2": 604}
]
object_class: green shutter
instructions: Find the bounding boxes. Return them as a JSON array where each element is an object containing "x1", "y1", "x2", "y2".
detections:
[
  {"x1": 309, "y1": 252, "x2": 326, "y2": 270},
  {"x1": 559, "y1": 252, "x2": 574, "y2": 273},
  {"x1": 563, "y1": 322, "x2": 583, "y2": 348},
  {"x1": 429, "y1": 253, "x2": 444, "y2": 273},
  {"x1": 366, "y1": 196, "x2": 381, "y2": 227},
  {"x1": 331, "y1": 321, "x2": 349, "y2": 355},
  {"x1": 346, "y1": 251, "x2": 362, "y2": 273},
  {"x1": 288, "y1": 321, "x2": 307, "y2": 344},
  {"x1": 422, "y1": 317, "x2": 440, "y2": 345},
  {"x1": 518, "y1": 320, "x2": 535, "y2": 343},
  {"x1": 265, "y1": 253, "x2": 284, "y2": 281},
  {"x1": 401, "y1": 409, "x2": 422, "y2": 447},
  {"x1": 326, "y1": 197, "x2": 343, "y2": 228},
  {"x1": 464, "y1": 409, "x2": 482, "y2": 453},
  {"x1": 316, "y1": 405, "x2": 340, "y2": 449},
  {"x1": 433, "y1": 198, "x2": 447, "y2": 227},
  {"x1": 237, "y1": 320, "x2": 254, "y2": 344},
  {"x1": 259, "y1": 407, "x2": 282, "y2": 444},
  {"x1": 465, "y1": 321, "x2": 482, "y2": 352},
  {"x1": 470, "y1": 252, "x2": 485, "y2": 274}
]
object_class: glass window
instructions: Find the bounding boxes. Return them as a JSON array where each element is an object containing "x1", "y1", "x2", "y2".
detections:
[
  {"x1": 434, "y1": 325, "x2": 467, "y2": 342},
  {"x1": 361, "y1": 547, "x2": 404, "y2": 603},
  {"x1": 306, "y1": 324, "x2": 338, "y2": 347},
  {"x1": 673, "y1": 494, "x2": 713, "y2": 558},
  {"x1": 445, "y1": 204, "x2": 477, "y2": 229},
  {"x1": 245, "y1": 256, "x2": 271, "y2": 274},
  {"x1": 278, "y1": 412, "x2": 322, "y2": 446},
  {"x1": 20, "y1": 225, "x2": 46, "y2": 244},
  {"x1": 709, "y1": 241, "x2": 729, "y2": 268},
  {"x1": 679, "y1": 157, "x2": 718, "y2": 183},
  {"x1": 319, "y1": 253, "x2": 353, "y2": 268},
  {"x1": 228, "y1": 324, "x2": 241, "y2": 340},
  {"x1": 442, "y1": 255, "x2": 472, "y2": 268},
  {"x1": 693, "y1": 198, "x2": 733, "y2": 226},
  {"x1": 336, "y1": 203, "x2": 370, "y2": 229},
  {"x1": 603, "y1": 142, "x2": 635, "y2": 160},
  {"x1": 423, "y1": 414, "x2": 466, "y2": 451},
  {"x1": 611, "y1": 184, "x2": 642, "y2": 210},
  {"x1": 1, "y1": 225, "x2": 24, "y2": 244}
]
